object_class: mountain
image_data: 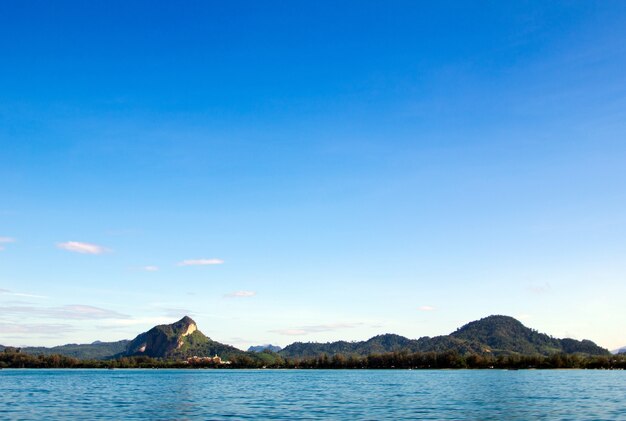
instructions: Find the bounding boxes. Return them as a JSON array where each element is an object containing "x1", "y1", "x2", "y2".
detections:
[
  {"x1": 279, "y1": 334, "x2": 484, "y2": 358},
  {"x1": 450, "y1": 315, "x2": 562, "y2": 354},
  {"x1": 450, "y1": 315, "x2": 608, "y2": 355},
  {"x1": 125, "y1": 316, "x2": 244, "y2": 359},
  {"x1": 20, "y1": 340, "x2": 130, "y2": 360},
  {"x1": 2, "y1": 314, "x2": 610, "y2": 361},
  {"x1": 612, "y1": 346, "x2": 626, "y2": 355},
  {"x1": 279, "y1": 315, "x2": 609, "y2": 359},
  {"x1": 1, "y1": 316, "x2": 244, "y2": 360},
  {"x1": 248, "y1": 344, "x2": 283, "y2": 353}
]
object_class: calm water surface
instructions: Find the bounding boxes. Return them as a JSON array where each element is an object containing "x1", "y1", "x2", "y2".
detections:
[{"x1": 1, "y1": 369, "x2": 624, "y2": 420}]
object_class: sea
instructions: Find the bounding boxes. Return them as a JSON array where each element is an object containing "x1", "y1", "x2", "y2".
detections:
[{"x1": 1, "y1": 369, "x2": 624, "y2": 420}]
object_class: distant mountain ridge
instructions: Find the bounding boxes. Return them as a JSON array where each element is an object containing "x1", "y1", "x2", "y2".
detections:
[
  {"x1": 248, "y1": 344, "x2": 283, "y2": 353},
  {"x1": 279, "y1": 315, "x2": 609, "y2": 358},
  {"x1": 1, "y1": 315, "x2": 610, "y2": 360},
  {"x1": 3, "y1": 316, "x2": 244, "y2": 360},
  {"x1": 17, "y1": 340, "x2": 129, "y2": 360},
  {"x1": 612, "y1": 346, "x2": 626, "y2": 355}
]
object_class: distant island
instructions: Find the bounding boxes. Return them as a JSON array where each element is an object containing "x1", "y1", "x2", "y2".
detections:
[
  {"x1": 612, "y1": 346, "x2": 626, "y2": 355},
  {"x1": 248, "y1": 344, "x2": 283, "y2": 353},
  {"x1": 1, "y1": 315, "x2": 624, "y2": 369}
]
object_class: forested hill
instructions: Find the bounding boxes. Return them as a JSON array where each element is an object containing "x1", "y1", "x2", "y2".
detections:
[
  {"x1": 1, "y1": 315, "x2": 610, "y2": 361},
  {"x1": 125, "y1": 316, "x2": 243, "y2": 359},
  {"x1": 279, "y1": 315, "x2": 609, "y2": 358},
  {"x1": 278, "y1": 334, "x2": 485, "y2": 358},
  {"x1": 17, "y1": 340, "x2": 130, "y2": 360},
  {"x1": 2, "y1": 316, "x2": 245, "y2": 361},
  {"x1": 450, "y1": 315, "x2": 607, "y2": 355}
]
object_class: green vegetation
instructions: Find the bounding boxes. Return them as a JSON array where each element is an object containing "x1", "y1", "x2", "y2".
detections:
[
  {"x1": 168, "y1": 330, "x2": 244, "y2": 360},
  {"x1": 125, "y1": 316, "x2": 245, "y2": 359},
  {"x1": 1, "y1": 347, "x2": 624, "y2": 370},
  {"x1": 1, "y1": 315, "x2": 612, "y2": 368},
  {"x1": 280, "y1": 316, "x2": 609, "y2": 359},
  {"x1": 18, "y1": 341, "x2": 130, "y2": 360},
  {"x1": 449, "y1": 315, "x2": 603, "y2": 355}
]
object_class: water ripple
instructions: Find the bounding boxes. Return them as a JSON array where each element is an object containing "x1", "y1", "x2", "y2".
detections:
[{"x1": 0, "y1": 369, "x2": 624, "y2": 420}]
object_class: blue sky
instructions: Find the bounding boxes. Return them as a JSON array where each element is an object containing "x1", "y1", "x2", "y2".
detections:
[{"x1": 1, "y1": 1, "x2": 626, "y2": 350}]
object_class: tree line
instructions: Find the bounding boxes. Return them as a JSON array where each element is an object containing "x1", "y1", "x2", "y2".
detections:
[{"x1": 1, "y1": 347, "x2": 625, "y2": 370}]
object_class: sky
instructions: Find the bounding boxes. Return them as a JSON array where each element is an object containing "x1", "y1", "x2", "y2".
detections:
[{"x1": 1, "y1": 1, "x2": 626, "y2": 351}]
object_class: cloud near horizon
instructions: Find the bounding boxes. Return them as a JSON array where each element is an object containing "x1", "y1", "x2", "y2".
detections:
[
  {"x1": 418, "y1": 305, "x2": 436, "y2": 311},
  {"x1": 0, "y1": 322, "x2": 76, "y2": 335},
  {"x1": 1, "y1": 304, "x2": 130, "y2": 320},
  {"x1": 527, "y1": 283, "x2": 551, "y2": 295},
  {"x1": 271, "y1": 322, "x2": 364, "y2": 336},
  {"x1": 143, "y1": 266, "x2": 159, "y2": 272},
  {"x1": 161, "y1": 307, "x2": 195, "y2": 318},
  {"x1": 97, "y1": 316, "x2": 174, "y2": 329},
  {"x1": 177, "y1": 258, "x2": 224, "y2": 266},
  {"x1": 56, "y1": 241, "x2": 108, "y2": 255},
  {"x1": 225, "y1": 290, "x2": 256, "y2": 298}
]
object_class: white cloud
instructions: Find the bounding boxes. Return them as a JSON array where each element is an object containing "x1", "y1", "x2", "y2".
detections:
[
  {"x1": 225, "y1": 290, "x2": 256, "y2": 298},
  {"x1": 272, "y1": 329, "x2": 308, "y2": 336},
  {"x1": 270, "y1": 322, "x2": 364, "y2": 336},
  {"x1": 0, "y1": 288, "x2": 47, "y2": 299},
  {"x1": 160, "y1": 308, "x2": 194, "y2": 318},
  {"x1": 178, "y1": 258, "x2": 224, "y2": 266},
  {"x1": 0, "y1": 323, "x2": 76, "y2": 335},
  {"x1": 143, "y1": 266, "x2": 159, "y2": 272},
  {"x1": 56, "y1": 241, "x2": 108, "y2": 255},
  {"x1": 1, "y1": 304, "x2": 129, "y2": 320},
  {"x1": 62, "y1": 305, "x2": 128, "y2": 319},
  {"x1": 527, "y1": 283, "x2": 551, "y2": 295},
  {"x1": 418, "y1": 305, "x2": 436, "y2": 311},
  {"x1": 98, "y1": 316, "x2": 173, "y2": 328},
  {"x1": 0, "y1": 237, "x2": 15, "y2": 251}
]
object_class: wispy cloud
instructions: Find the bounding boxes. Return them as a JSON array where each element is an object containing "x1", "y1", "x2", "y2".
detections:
[
  {"x1": 161, "y1": 308, "x2": 194, "y2": 318},
  {"x1": 56, "y1": 241, "x2": 108, "y2": 255},
  {"x1": 271, "y1": 322, "x2": 363, "y2": 336},
  {"x1": 527, "y1": 283, "x2": 551, "y2": 295},
  {"x1": 98, "y1": 316, "x2": 173, "y2": 328},
  {"x1": 225, "y1": 290, "x2": 256, "y2": 298},
  {"x1": 1, "y1": 304, "x2": 130, "y2": 320},
  {"x1": 143, "y1": 266, "x2": 159, "y2": 272},
  {"x1": 178, "y1": 258, "x2": 224, "y2": 266},
  {"x1": 62, "y1": 305, "x2": 129, "y2": 319},
  {"x1": 418, "y1": 305, "x2": 436, "y2": 311},
  {"x1": 0, "y1": 236, "x2": 15, "y2": 251},
  {"x1": 271, "y1": 329, "x2": 308, "y2": 336},
  {"x1": 0, "y1": 323, "x2": 76, "y2": 335},
  {"x1": 0, "y1": 288, "x2": 47, "y2": 299}
]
